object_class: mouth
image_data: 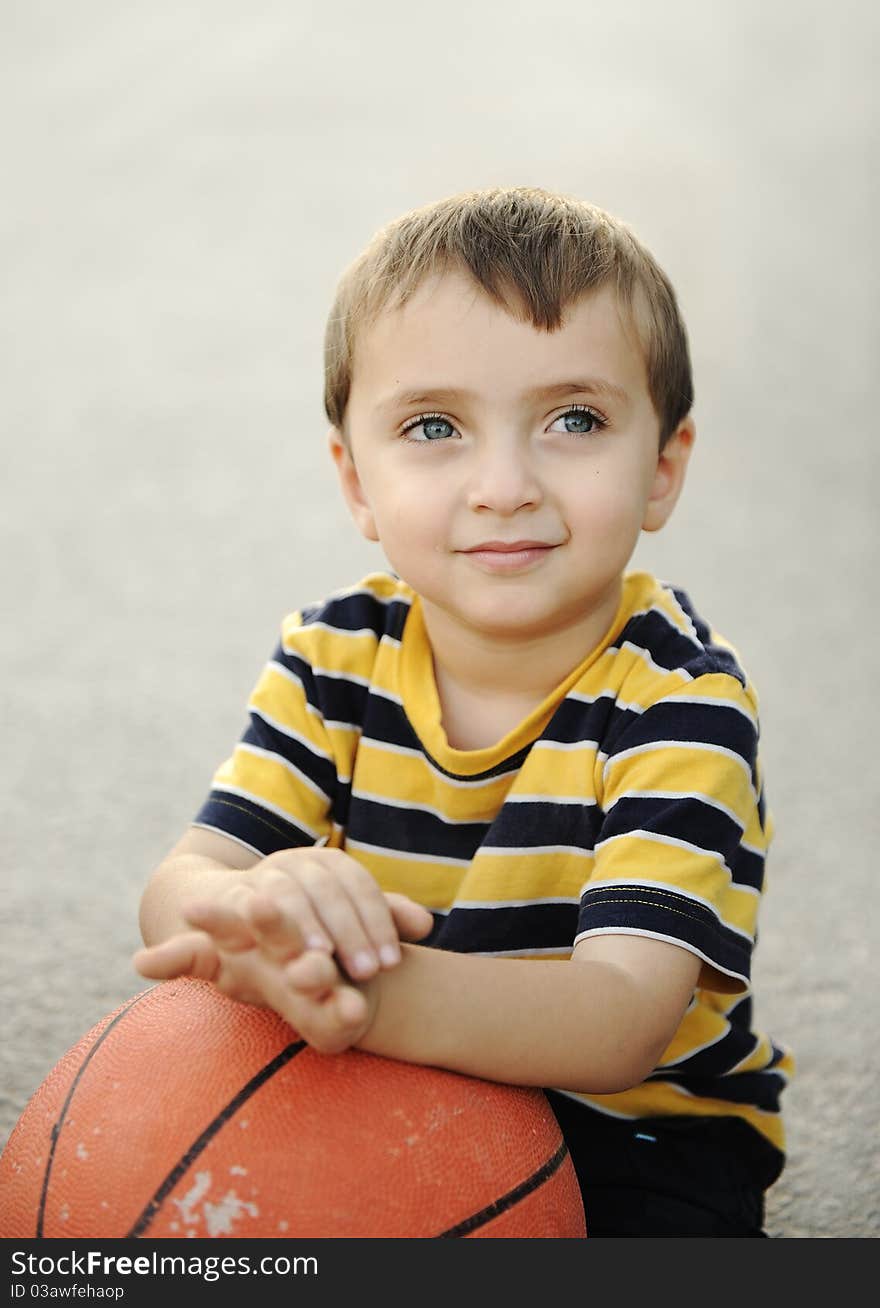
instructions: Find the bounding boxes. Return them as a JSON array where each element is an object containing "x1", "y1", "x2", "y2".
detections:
[{"x1": 458, "y1": 540, "x2": 560, "y2": 574}]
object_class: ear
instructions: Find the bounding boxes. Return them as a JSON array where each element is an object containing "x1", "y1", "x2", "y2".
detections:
[
  {"x1": 327, "y1": 428, "x2": 380, "y2": 542},
  {"x1": 642, "y1": 417, "x2": 695, "y2": 533}
]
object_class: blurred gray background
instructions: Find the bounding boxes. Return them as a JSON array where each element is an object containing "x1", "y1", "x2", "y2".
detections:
[{"x1": 2, "y1": 0, "x2": 878, "y2": 1238}]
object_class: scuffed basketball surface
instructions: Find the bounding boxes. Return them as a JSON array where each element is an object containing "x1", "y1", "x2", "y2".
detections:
[{"x1": 0, "y1": 978, "x2": 587, "y2": 1238}]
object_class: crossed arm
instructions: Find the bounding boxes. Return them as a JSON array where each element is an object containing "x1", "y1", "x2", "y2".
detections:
[{"x1": 133, "y1": 828, "x2": 702, "y2": 1095}]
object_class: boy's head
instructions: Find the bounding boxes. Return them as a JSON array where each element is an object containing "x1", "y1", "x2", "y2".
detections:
[
  {"x1": 322, "y1": 186, "x2": 696, "y2": 649},
  {"x1": 324, "y1": 186, "x2": 693, "y2": 451}
]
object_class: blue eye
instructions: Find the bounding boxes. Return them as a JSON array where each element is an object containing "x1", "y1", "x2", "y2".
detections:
[
  {"x1": 553, "y1": 406, "x2": 605, "y2": 435},
  {"x1": 401, "y1": 413, "x2": 457, "y2": 442}
]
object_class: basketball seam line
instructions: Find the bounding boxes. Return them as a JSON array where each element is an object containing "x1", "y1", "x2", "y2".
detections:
[
  {"x1": 435, "y1": 1137, "x2": 574, "y2": 1237},
  {"x1": 36, "y1": 987, "x2": 157, "y2": 1239},
  {"x1": 126, "y1": 1038, "x2": 307, "y2": 1238}
]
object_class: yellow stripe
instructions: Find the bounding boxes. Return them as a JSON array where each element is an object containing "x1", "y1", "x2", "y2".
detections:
[
  {"x1": 213, "y1": 748, "x2": 329, "y2": 831},
  {"x1": 353, "y1": 741, "x2": 518, "y2": 818},
  {"x1": 461, "y1": 849, "x2": 592, "y2": 902},
  {"x1": 603, "y1": 743, "x2": 763, "y2": 835},
  {"x1": 350, "y1": 846, "x2": 468, "y2": 906}
]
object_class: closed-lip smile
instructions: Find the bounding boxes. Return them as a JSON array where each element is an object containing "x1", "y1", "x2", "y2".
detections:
[
  {"x1": 462, "y1": 540, "x2": 558, "y2": 552},
  {"x1": 457, "y1": 539, "x2": 561, "y2": 574}
]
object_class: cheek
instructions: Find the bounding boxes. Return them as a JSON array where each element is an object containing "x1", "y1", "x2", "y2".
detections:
[{"x1": 571, "y1": 477, "x2": 644, "y2": 537}]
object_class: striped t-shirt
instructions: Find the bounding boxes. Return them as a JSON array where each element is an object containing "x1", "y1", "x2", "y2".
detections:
[{"x1": 194, "y1": 570, "x2": 793, "y2": 1151}]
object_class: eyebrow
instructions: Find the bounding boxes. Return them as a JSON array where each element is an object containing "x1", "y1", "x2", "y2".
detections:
[{"x1": 375, "y1": 378, "x2": 630, "y2": 413}]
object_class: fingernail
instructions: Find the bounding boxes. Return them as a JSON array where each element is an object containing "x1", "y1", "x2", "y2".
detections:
[
  {"x1": 306, "y1": 934, "x2": 331, "y2": 952},
  {"x1": 352, "y1": 951, "x2": 377, "y2": 976},
  {"x1": 379, "y1": 944, "x2": 400, "y2": 967}
]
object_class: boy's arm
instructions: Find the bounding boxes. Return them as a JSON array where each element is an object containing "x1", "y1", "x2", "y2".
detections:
[{"x1": 280, "y1": 932, "x2": 701, "y2": 1094}]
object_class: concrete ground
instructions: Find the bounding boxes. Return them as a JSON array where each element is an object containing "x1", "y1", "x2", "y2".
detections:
[{"x1": 2, "y1": 1, "x2": 878, "y2": 1238}]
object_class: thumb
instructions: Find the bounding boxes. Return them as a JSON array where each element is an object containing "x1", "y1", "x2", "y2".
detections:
[{"x1": 384, "y1": 893, "x2": 435, "y2": 941}]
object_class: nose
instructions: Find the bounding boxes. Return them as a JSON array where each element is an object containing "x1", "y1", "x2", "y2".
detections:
[{"x1": 465, "y1": 438, "x2": 544, "y2": 515}]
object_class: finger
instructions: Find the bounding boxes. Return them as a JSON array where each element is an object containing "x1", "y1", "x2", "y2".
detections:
[
  {"x1": 304, "y1": 855, "x2": 404, "y2": 975},
  {"x1": 245, "y1": 889, "x2": 333, "y2": 959},
  {"x1": 132, "y1": 932, "x2": 219, "y2": 982},
  {"x1": 284, "y1": 948, "x2": 341, "y2": 997},
  {"x1": 182, "y1": 898, "x2": 257, "y2": 952},
  {"x1": 274, "y1": 959, "x2": 370, "y2": 1054},
  {"x1": 385, "y1": 894, "x2": 435, "y2": 943}
]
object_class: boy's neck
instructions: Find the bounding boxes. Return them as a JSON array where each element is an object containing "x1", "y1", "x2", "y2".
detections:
[{"x1": 419, "y1": 581, "x2": 623, "y2": 707}]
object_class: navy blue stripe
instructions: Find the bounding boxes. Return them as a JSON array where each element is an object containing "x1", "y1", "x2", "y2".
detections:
[
  {"x1": 486, "y1": 799, "x2": 602, "y2": 852},
  {"x1": 662, "y1": 1027, "x2": 760, "y2": 1079},
  {"x1": 652, "y1": 1069, "x2": 786, "y2": 1113},
  {"x1": 600, "y1": 795, "x2": 764, "y2": 892},
  {"x1": 242, "y1": 714, "x2": 337, "y2": 798},
  {"x1": 300, "y1": 588, "x2": 410, "y2": 640},
  {"x1": 429, "y1": 902, "x2": 580, "y2": 954},
  {"x1": 668, "y1": 587, "x2": 749, "y2": 686},
  {"x1": 194, "y1": 791, "x2": 316, "y2": 856},
  {"x1": 605, "y1": 699, "x2": 757, "y2": 764},
  {"x1": 613, "y1": 609, "x2": 705, "y2": 675},
  {"x1": 347, "y1": 795, "x2": 490, "y2": 860},
  {"x1": 542, "y1": 693, "x2": 623, "y2": 744},
  {"x1": 270, "y1": 642, "x2": 373, "y2": 729},
  {"x1": 578, "y1": 884, "x2": 751, "y2": 980}
]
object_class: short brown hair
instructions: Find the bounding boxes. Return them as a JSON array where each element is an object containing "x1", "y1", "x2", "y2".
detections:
[{"x1": 323, "y1": 186, "x2": 693, "y2": 448}]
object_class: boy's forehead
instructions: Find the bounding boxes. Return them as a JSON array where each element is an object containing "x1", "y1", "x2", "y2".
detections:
[{"x1": 352, "y1": 270, "x2": 650, "y2": 399}]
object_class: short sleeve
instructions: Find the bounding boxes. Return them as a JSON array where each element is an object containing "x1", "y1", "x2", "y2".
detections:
[
  {"x1": 577, "y1": 675, "x2": 770, "y2": 990},
  {"x1": 192, "y1": 615, "x2": 340, "y2": 856}
]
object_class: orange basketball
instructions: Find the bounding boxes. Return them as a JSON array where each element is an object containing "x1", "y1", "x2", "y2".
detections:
[{"x1": 0, "y1": 978, "x2": 586, "y2": 1238}]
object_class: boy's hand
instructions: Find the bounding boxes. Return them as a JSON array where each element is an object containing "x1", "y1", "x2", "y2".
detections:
[
  {"x1": 230, "y1": 845, "x2": 434, "y2": 980},
  {"x1": 131, "y1": 845, "x2": 433, "y2": 1046}
]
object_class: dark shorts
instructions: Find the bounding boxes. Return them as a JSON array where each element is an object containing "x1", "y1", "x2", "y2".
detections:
[{"x1": 545, "y1": 1090, "x2": 785, "y2": 1238}]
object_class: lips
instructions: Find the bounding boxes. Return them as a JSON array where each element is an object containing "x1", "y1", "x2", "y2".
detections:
[
  {"x1": 457, "y1": 539, "x2": 560, "y2": 574},
  {"x1": 463, "y1": 540, "x2": 557, "y2": 553}
]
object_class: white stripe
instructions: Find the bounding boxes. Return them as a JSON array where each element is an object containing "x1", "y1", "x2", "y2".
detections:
[
  {"x1": 603, "y1": 788, "x2": 746, "y2": 834},
  {"x1": 503, "y1": 792, "x2": 596, "y2": 807},
  {"x1": 344, "y1": 837, "x2": 469, "y2": 868},
  {"x1": 571, "y1": 925, "x2": 750, "y2": 986},
  {"x1": 361, "y1": 683, "x2": 406, "y2": 709},
  {"x1": 477, "y1": 844, "x2": 592, "y2": 859},
  {"x1": 578, "y1": 876, "x2": 756, "y2": 941},
  {"x1": 349, "y1": 787, "x2": 492, "y2": 825},
  {"x1": 605, "y1": 638, "x2": 696, "y2": 681},
  {"x1": 603, "y1": 739, "x2": 753, "y2": 784},
  {"x1": 308, "y1": 664, "x2": 372, "y2": 688},
  {"x1": 209, "y1": 784, "x2": 324, "y2": 841},
  {"x1": 285, "y1": 620, "x2": 380, "y2": 645},
  {"x1": 235, "y1": 742, "x2": 331, "y2": 802},
  {"x1": 454, "y1": 895, "x2": 580, "y2": 910},
  {"x1": 657, "y1": 593, "x2": 703, "y2": 648},
  {"x1": 320, "y1": 579, "x2": 412, "y2": 608},
  {"x1": 565, "y1": 688, "x2": 645, "y2": 715},
  {"x1": 657, "y1": 1082, "x2": 781, "y2": 1117},
  {"x1": 530, "y1": 737, "x2": 600, "y2": 753}
]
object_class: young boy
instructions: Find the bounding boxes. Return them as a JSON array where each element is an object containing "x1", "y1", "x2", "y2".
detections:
[{"x1": 133, "y1": 186, "x2": 792, "y2": 1237}]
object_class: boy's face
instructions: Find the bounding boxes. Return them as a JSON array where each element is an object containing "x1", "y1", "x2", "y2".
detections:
[{"x1": 330, "y1": 268, "x2": 693, "y2": 645}]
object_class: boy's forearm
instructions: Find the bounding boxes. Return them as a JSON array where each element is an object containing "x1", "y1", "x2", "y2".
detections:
[
  {"x1": 138, "y1": 856, "x2": 239, "y2": 946},
  {"x1": 356, "y1": 945, "x2": 667, "y2": 1095}
]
